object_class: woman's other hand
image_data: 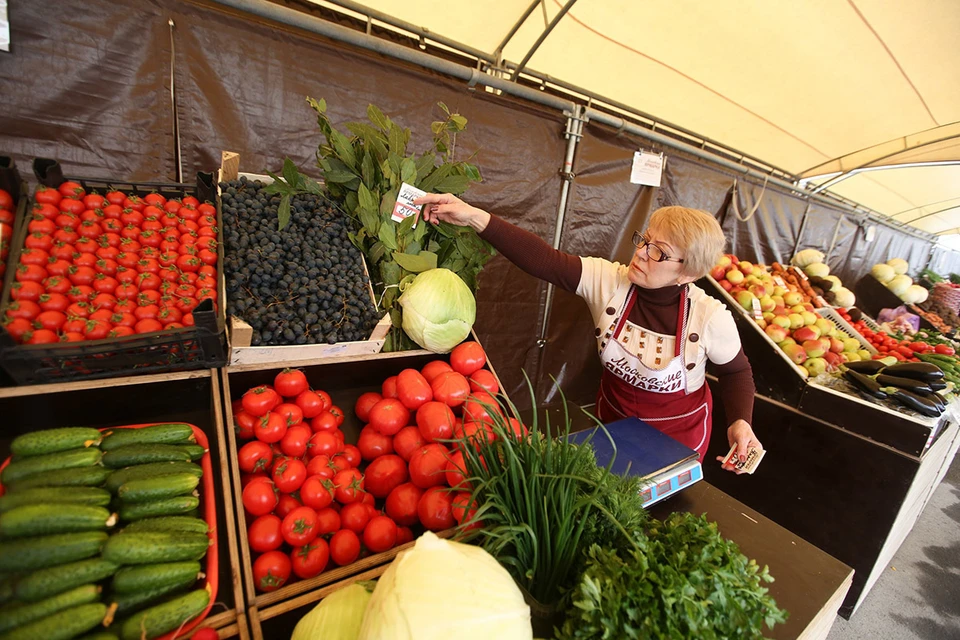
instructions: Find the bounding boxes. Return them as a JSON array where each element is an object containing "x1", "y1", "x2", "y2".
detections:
[
  {"x1": 716, "y1": 419, "x2": 762, "y2": 474},
  {"x1": 414, "y1": 193, "x2": 490, "y2": 232}
]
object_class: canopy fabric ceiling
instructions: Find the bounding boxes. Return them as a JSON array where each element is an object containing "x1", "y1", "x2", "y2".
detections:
[{"x1": 316, "y1": 0, "x2": 960, "y2": 241}]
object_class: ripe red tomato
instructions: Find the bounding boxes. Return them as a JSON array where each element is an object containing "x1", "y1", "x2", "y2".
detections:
[
  {"x1": 310, "y1": 410, "x2": 340, "y2": 433},
  {"x1": 274, "y1": 368, "x2": 309, "y2": 398},
  {"x1": 243, "y1": 385, "x2": 281, "y2": 417},
  {"x1": 274, "y1": 403, "x2": 304, "y2": 427},
  {"x1": 341, "y1": 444, "x2": 361, "y2": 468},
  {"x1": 364, "y1": 454, "x2": 408, "y2": 499},
  {"x1": 281, "y1": 506, "x2": 319, "y2": 546},
  {"x1": 444, "y1": 450, "x2": 469, "y2": 490},
  {"x1": 431, "y1": 371, "x2": 470, "y2": 408},
  {"x1": 255, "y1": 412, "x2": 287, "y2": 444},
  {"x1": 420, "y1": 360, "x2": 454, "y2": 383},
  {"x1": 280, "y1": 424, "x2": 311, "y2": 458},
  {"x1": 272, "y1": 457, "x2": 307, "y2": 494},
  {"x1": 248, "y1": 515, "x2": 283, "y2": 553},
  {"x1": 381, "y1": 376, "x2": 399, "y2": 398},
  {"x1": 308, "y1": 431, "x2": 341, "y2": 458},
  {"x1": 416, "y1": 402, "x2": 455, "y2": 443},
  {"x1": 339, "y1": 501, "x2": 372, "y2": 534},
  {"x1": 392, "y1": 426, "x2": 426, "y2": 462},
  {"x1": 16, "y1": 264, "x2": 47, "y2": 284},
  {"x1": 385, "y1": 483, "x2": 423, "y2": 527},
  {"x1": 5, "y1": 300, "x2": 41, "y2": 321},
  {"x1": 354, "y1": 391, "x2": 382, "y2": 422},
  {"x1": 396, "y1": 369, "x2": 433, "y2": 410},
  {"x1": 242, "y1": 479, "x2": 278, "y2": 517},
  {"x1": 469, "y1": 369, "x2": 499, "y2": 395},
  {"x1": 450, "y1": 341, "x2": 486, "y2": 375},
  {"x1": 333, "y1": 468, "x2": 364, "y2": 504},
  {"x1": 3, "y1": 318, "x2": 33, "y2": 342},
  {"x1": 11, "y1": 281, "x2": 44, "y2": 302},
  {"x1": 38, "y1": 292, "x2": 69, "y2": 312},
  {"x1": 463, "y1": 391, "x2": 502, "y2": 425},
  {"x1": 363, "y1": 516, "x2": 398, "y2": 554},
  {"x1": 505, "y1": 418, "x2": 529, "y2": 440},
  {"x1": 452, "y1": 491, "x2": 480, "y2": 528},
  {"x1": 357, "y1": 425, "x2": 394, "y2": 461},
  {"x1": 58, "y1": 181, "x2": 85, "y2": 198},
  {"x1": 253, "y1": 550, "x2": 291, "y2": 592},
  {"x1": 292, "y1": 539, "x2": 329, "y2": 579},
  {"x1": 27, "y1": 329, "x2": 59, "y2": 344},
  {"x1": 35, "y1": 185, "x2": 62, "y2": 206},
  {"x1": 275, "y1": 493, "x2": 303, "y2": 520},
  {"x1": 306, "y1": 455, "x2": 336, "y2": 480},
  {"x1": 315, "y1": 507, "x2": 341, "y2": 536},
  {"x1": 368, "y1": 398, "x2": 410, "y2": 437},
  {"x1": 300, "y1": 475, "x2": 335, "y2": 510},
  {"x1": 328, "y1": 529, "x2": 361, "y2": 566},
  {"x1": 419, "y1": 486, "x2": 455, "y2": 531},
  {"x1": 396, "y1": 526, "x2": 415, "y2": 546},
  {"x1": 453, "y1": 420, "x2": 495, "y2": 449},
  {"x1": 34, "y1": 310, "x2": 67, "y2": 332},
  {"x1": 294, "y1": 390, "x2": 326, "y2": 419},
  {"x1": 58, "y1": 199, "x2": 85, "y2": 216},
  {"x1": 408, "y1": 444, "x2": 450, "y2": 489},
  {"x1": 238, "y1": 440, "x2": 274, "y2": 473}
]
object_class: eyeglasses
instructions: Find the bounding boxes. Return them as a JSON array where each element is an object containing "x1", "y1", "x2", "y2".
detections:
[{"x1": 632, "y1": 231, "x2": 684, "y2": 263}]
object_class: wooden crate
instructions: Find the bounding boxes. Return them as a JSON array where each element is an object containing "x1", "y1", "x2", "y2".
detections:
[
  {"x1": 0, "y1": 370, "x2": 249, "y2": 640},
  {"x1": 218, "y1": 151, "x2": 391, "y2": 366}
]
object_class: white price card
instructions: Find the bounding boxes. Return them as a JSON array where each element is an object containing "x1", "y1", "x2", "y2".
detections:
[
  {"x1": 392, "y1": 182, "x2": 425, "y2": 227},
  {"x1": 630, "y1": 150, "x2": 664, "y2": 187}
]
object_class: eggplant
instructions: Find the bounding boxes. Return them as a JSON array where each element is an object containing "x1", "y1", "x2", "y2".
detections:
[
  {"x1": 844, "y1": 370, "x2": 888, "y2": 399},
  {"x1": 882, "y1": 362, "x2": 944, "y2": 382},
  {"x1": 920, "y1": 390, "x2": 946, "y2": 411},
  {"x1": 929, "y1": 380, "x2": 948, "y2": 391},
  {"x1": 843, "y1": 360, "x2": 887, "y2": 375},
  {"x1": 874, "y1": 373, "x2": 933, "y2": 394},
  {"x1": 882, "y1": 387, "x2": 943, "y2": 418}
]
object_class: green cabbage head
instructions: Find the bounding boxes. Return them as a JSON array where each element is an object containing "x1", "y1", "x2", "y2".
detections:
[{"x1": 398, "y1": 268, "x2": 476, "y2": 353}]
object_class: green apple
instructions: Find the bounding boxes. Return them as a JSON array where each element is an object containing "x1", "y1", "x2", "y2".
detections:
[
  {"x1": 788, "y1": 313, "x2": 805, "y2": 329},
  {"x1": 803, "y1": 357, "x2": 828, "y2": 376}
]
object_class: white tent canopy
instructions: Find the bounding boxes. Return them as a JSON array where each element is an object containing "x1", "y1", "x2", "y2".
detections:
[{"x1": 310, "y1": 0, "x2": 960, "y2": 242}]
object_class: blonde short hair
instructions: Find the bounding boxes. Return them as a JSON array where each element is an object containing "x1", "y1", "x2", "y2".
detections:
[{"x1": 647, "y1": 206, "x2": 726, "y2": 279}]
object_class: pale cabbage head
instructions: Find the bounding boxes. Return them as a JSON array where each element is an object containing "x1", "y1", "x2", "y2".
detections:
[
  {"x1": 871, "y1": 263, "x2": 896, "y2": 283},
  {"x1": 886, "y1": 258, "x2": 909, "y2": 275},
  {"x1": 399, "y1": 268, "x2": 476, "y2": 353}
]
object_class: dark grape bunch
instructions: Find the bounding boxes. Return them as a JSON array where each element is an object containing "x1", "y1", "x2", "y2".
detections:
[{"x1": 220, "y1": 177, "x2": 380, "y2": 346}]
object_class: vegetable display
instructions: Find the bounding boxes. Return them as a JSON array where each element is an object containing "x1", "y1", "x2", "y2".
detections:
[
  {"x1": 291, "y1": 582, "x2": 372, "y2": 640},
  {"x1": 308, "y1": 99, "x2": 496, "y2": 351},
  {"x1": 0, "y1": 188, "x2": 17, "y2": 296},
  {"x1": 220, "y1": 173, "x2": 381, "y2": 347},
  {"x1": 3, "y1": 184, "x2": 219, "y2": 345},
  {"x1": 0, "y1": 423, "x2": 216, "y2": 639},
  {"x1": 398, "y1": 268, "x2": 476, "y2": 353}
]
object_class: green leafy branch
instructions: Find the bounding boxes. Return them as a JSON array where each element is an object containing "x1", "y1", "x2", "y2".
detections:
[{"x1": 262, "y1": 157, "x2": 323, "y2": 230}]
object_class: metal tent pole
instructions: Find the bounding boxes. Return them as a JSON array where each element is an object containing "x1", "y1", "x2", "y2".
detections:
[{"x1": 509, "y1": 0, "x2": 579, "y2": 81}]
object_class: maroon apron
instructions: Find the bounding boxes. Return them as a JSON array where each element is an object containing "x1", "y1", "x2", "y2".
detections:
[{"x1": 595, "y1": 285, "x2": 714, "y2": 461}]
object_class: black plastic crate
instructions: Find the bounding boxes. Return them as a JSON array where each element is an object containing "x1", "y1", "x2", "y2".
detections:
[{"x1": 0, "y1": 166, "x2": 227, "y2": 384}]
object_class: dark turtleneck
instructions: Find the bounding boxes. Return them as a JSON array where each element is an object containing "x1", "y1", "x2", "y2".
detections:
[{"x1": 480, "y1": 214, "x2": 755, "y2": 425}]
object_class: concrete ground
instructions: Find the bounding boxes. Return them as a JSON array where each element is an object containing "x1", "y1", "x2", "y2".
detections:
[{"x1": 827, "y1": 456, "x2": 960, "y2": 640}]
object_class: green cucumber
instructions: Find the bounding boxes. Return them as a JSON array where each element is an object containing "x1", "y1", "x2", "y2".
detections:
[
  {"x1": 119, "y1": 496, "x2": 199, "y2": 521},
  {"x1": 105, "y1": 462, "x2": 203, "y2": 494},
  {"x1": 5, "y1": 466, "x2": 111, "y2": 490},
  {"x1": 0, "y1": 532, "x2": 108, "y2": 572},
  {"x1": 103, "y1": 532, "x2": 208, "y2": 565},
  {"x1": 121, "y1": 517, "x2": 208, "y2": 535},
  {"x1": 1, "y1": 449, "x2": 103, "y2": 486},
  {"x1": 100, "y1": 424, "x2": 195, "y2": 451},
  {"x1": 117, "y1": 473, "x2": 199, "y2": 504},
  {"x1": 0, "y1": 584, "x2": 101, "y2": 633},
  {"x1": 112, "y1": 562, "x2": 202, "y2": 594},
  {"x1": 0, "y1": 574, "x2": 18, "y2": 605},
  {"x1": 101, "y1": 445, "x2": 192, "y2": 469},
  {"x1": 0, "y1": 504, "x2": 115, "y2": 538},
  {"x1": 15, "y1": 559, "x2": 118, "y2": 602},
  {"x1": 119, "y1": 588, "x2": 210, "y2": 640},
  {"x1": 110, "y1": 579, "x2": 195, "y2": 617},
  {"x1": 76, "y1": 633, "x2": 119, "y2": 640},
  {"x1": 0, "y1": 487, "x2": 111, "y2": 513},
  {"x1": 0, "y1": 602, "x2": 107, "y2": 640},
  {"x1": 180, "y1": 445, "x2": 206, "y2": 461},
  {"x1": 10, "y1": 428, "x2": 102, "y2": 458}
]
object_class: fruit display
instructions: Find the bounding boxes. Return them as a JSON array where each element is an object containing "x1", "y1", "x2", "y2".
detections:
[
  {"x1": 232, "y1": 341, "x2": 505, "y2": 593},
  {"x1": 840, "y1": 307, "x2": 951, "y2": 363},
  {"x1": 709, "y1": 255, "x2": 871, "y2": 378},
  {"x1": 220, "y1": 175, "x2": 381, "y2": 347},
  {"x1": 0, "y1": 188, "x2": 16, "y2": 293},
  {"x1": 0, "y1": 423, "x2": 217, "y2": 640},
  {"x1": 789, "y1": 248, "x2": 855, "y2": 308},
  {"x1": 3, "y1": 182, "x2": 219, "y2": 345}
]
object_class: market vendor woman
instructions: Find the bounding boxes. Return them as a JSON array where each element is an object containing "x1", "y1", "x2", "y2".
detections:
[{"x1": 416, "y1": 194, "x2": 761, "y2": 471}]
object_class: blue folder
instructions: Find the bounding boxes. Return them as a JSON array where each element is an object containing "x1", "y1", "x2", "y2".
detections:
[{"x1": 568, "y1": 417, "x2": 699, "y2": 478}]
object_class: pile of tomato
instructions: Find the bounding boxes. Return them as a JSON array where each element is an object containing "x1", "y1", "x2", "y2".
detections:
[
  {"x1": 235, "y1": 341, "x2": 515, "y2": 593},
  {"x1": 2, "y1": 182, "x2": 218, "y2": 344},
  {"x1": 0, "y1": 188, "x2": 16, "y2": 290},
  {"x1": 837, "y1": 308, "x2": 936, "y2": 362}
]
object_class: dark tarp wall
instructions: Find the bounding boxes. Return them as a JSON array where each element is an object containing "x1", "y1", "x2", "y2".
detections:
[
  {"x1": 721, "y1": 180, "x2": 805, "y2": 266},
  {"x1": 0, "y1": 0, "x2": 175, "y2": 181},
  {"x1": 842, "y1": 221, "x2": 932, "y2": 281},
  {"x1": 659, "y1": 156, "x2": 736, "y2": 216},
  {"x1": 166, "y1": 0, "x2": 568, "y2": 406}
]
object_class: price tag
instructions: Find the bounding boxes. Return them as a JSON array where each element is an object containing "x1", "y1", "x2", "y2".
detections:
[
  {"x1": 721, "y1": 444, "x2": 766, "y2": 474},
  {"x1": 791, "y1": 267, "x2": 809, "y2": 281},
  {"x1": 630, "y1": 151, "x2": 664, "y2": 187},
  {"x1": 751, "y1": 298, "x2": 763, "y2": 321},
  {"x1": 773, "y1": 276, "x2": 785, "y2": 287},
  {"x1": 391, "y1": 182, "x2": 425, "y2": 227}
]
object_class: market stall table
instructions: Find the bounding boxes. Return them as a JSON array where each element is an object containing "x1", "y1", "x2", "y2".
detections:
[{"x1": 650, "y1": 481, "x2": 853, "y2": 640}]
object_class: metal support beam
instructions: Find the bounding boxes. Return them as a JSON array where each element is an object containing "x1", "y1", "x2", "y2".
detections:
[
  {"x1": 509, "y1": 0, "x2": 578, "y2": 81},
  {"x1": 826, "y1": 215, "x2": 844, "y2": 258},
  {"x1": 494, "y1": 0, "x2": 541, "y2": 59},
  {"x1": 537, "y1": 105, "x2": 587, "y2": 348},
  {"x1": 168, "y1": 19, "x2": 182, "y2": 183},
  {"x1": 790, "y1": 202, "x2": 812, "y2": 261}
]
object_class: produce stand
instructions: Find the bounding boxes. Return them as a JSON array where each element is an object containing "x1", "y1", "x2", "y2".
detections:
[
  {"x1": 648, "y1": 481, "x2": 854, "y2": 640},
  {"x1": 0, "y1": 369, "x2": 249, "y2": 640},
  {"x1": 853, "y1": 275, "x2": 936, "y2": 331},
  {"x1": 705, "y1": 379, "x2": 960, "y2": 618}
]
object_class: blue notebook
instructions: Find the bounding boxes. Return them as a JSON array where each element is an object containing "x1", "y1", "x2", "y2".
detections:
[{"x1": 568, "y1": 417, "x2": 699, "y2": 478}]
